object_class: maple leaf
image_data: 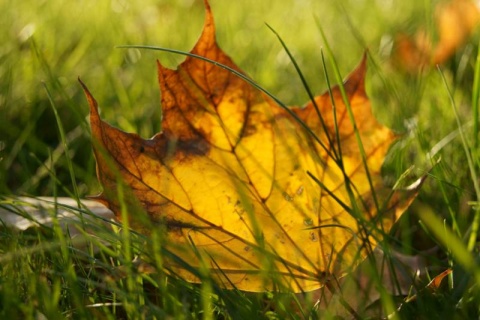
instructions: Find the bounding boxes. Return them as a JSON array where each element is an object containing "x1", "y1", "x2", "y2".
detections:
[{"x1": 80, "y1": 3, "x2": 420, "y2": 292}]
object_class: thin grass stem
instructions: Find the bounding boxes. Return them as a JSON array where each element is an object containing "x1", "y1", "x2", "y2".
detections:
[
  {"x1": 437, "y1": 66, "x2": 480, "y2": 252},
  {"x1": 473, "y1": 41, "x2": 480, "y2": 147},
  {"x1": 43, "y1": 84, "x2": 81, "y2": 208},
  {"x1": 314, "y1": 20, "x2": 380, "y2": 214}
]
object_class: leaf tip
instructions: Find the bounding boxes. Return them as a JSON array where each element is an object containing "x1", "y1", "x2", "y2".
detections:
[
  {"x1": 203, "y1": 0, "x2": 213, "y2": 22},
  {"x1": 79, "y1": 78, "x2": 104, "y2": 141},
  {"x1": 343, "y1": 53, "x2": 368, "y2": 96},
  {"x1": 79, "y1": 78, "x2": 99, "y2": 114},
  {"x1": 203, "y1": 0, "x2": 211, "y2": 12},
  {"x1": 197, "y1": 0, "x2": 216, "y2": 46}
]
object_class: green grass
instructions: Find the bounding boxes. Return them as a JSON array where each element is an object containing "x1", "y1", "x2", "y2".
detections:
[{"x1": 1, "y1": 0, "x2": 480, "y2": 318}]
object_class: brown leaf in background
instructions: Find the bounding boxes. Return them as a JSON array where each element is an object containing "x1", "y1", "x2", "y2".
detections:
[{"x1": 394, "y1": 0, "x2": 480, "y2": 72}]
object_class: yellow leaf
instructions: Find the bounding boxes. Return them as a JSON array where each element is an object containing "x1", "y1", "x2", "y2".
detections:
[{"x1": 81, "y1": 3, "x2": 420, "y2": 292}]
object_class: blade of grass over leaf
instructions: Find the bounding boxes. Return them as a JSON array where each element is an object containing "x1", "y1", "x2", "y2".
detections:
[
  {"x1": 265, "y1": 24, "x2": 339, "y2": 162},
  {"x1": 314, "y1": 19, "x2": 380, "y2": 214},
  {"x1": 315, "y1": 50, "x2": 377, "y2": 241},
  {"x1": 320, "y1": 51, "x2": 343, "y2": 166},
  {"x1": 306, "y1": 171, "x2": 352, "y2": 215}
]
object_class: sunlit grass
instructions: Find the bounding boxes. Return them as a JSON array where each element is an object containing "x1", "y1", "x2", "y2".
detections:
[{"x1": 1, "y1": 0, "x2": 480, "y2": 318}]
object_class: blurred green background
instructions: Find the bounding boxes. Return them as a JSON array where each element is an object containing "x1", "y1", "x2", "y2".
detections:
[{"x1": 0, "y1": 0, "x2": 476, "y2": 200}]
